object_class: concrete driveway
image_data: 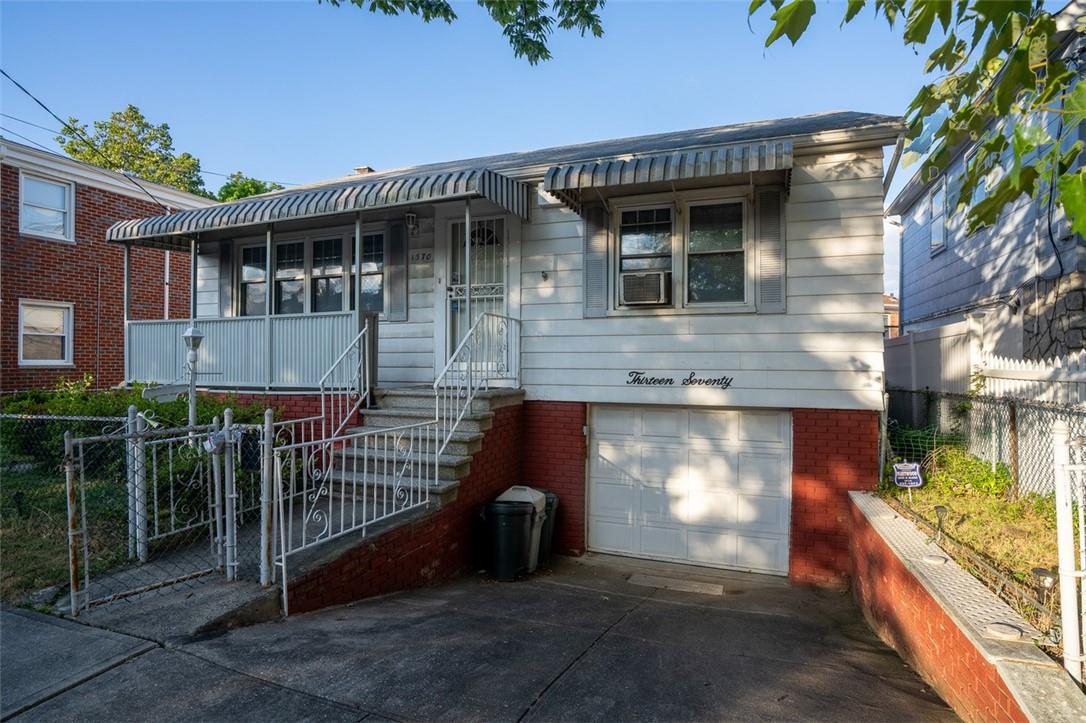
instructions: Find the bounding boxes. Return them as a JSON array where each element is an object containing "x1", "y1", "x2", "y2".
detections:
[{"x1": 5, "y1": 555, "x2": 953, "y2": 721}]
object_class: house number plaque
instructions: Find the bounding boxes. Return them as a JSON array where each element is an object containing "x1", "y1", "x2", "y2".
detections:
[{"x1": 625, "y1": 371, "x2": 734, "y2": 390}]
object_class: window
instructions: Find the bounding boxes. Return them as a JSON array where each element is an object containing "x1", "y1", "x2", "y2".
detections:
[
  {"x1": 929, "y1": 179, "x2": 947, "y2": 253},
  {"x1": 240, "y1": 246, "x2": 267, "y2": 316},
  {"x1": 687, "y1": 201, "x2": 744, "y2": 303},
  {"x1": 19, "y1": 300, "x2": 72, "y2": 366},
  {"x1": 274, "y1": 241, "x2": 305, "y2": 314},
  {"x1": 618, "y1": 208, "x2": 673, "y2": 305},
  {"x1": 352, "y1": 232, "x2": 384, "y2": 313},
  {"x1": 311, "y1": 238, "x2": 344, "y2": 313},
  {"x1": 21, "y1": 174, "x2": 73, "y2": 241}
]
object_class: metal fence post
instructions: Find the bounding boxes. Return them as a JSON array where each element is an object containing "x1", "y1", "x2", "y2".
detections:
[
  {"x1": 211, "y1": 415, "x2": 225, "y2": 571},
  {"x1": 223, "y1": 408, "x2": 237, "y2": 581},
  {"x1": 1052, "y1": 420, "x2": 1083, "y2": 683},
  {"x1": 135, "y1": 413, "x2": 149, "y2": 563},
  {"x1": 64, "y1": 431, "x2": 83, "y2": 616},
  {"x1": 126, "y1": 405, "x2": 137, "y2": 559},
  {"x1": 260, "y1": 408, "x2": 275, "y2": 586}
]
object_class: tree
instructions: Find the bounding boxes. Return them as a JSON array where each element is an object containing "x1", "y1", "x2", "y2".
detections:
[
  {"x1": 217, "y1": 172, "x2": 284, "y2": 202},
  {"x1": 746, "y1": 0, "x2": 1086, "y2": 237},
  {"x1": 56, "y1": 105, "x2": 208, "y2": 197},
  {"x1": 335, "y1": 0, "x2": 1085, "y2": 237},
  {"x1": 322, "y1": 0, "x2": 604, "y2": 64}
]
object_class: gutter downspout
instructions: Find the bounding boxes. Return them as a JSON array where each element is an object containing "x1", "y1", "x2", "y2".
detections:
[{"x1": 883, "y1": 133, "x2": 906, "y2": 198}]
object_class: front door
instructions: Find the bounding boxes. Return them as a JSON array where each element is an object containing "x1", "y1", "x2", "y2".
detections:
[{"x1": 447, "y1": 217, "x2": 506, "y2": 356}]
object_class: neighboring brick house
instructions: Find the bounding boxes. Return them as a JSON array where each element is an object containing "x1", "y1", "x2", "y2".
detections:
[
  {"x1": 883, "y1": 293, "x2": 900, "y2": 338},
  {"x1": 0, "y1": 138, "x2": 212, "y2": 391}
]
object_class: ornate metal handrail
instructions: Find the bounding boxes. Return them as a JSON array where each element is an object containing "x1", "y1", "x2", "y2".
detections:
[
  {"x1": 319, "y1": 320, "x2": 370, "y2": 440},
  {"x1": 433, "y1": 312, "x2": 521, "y2": 457}
]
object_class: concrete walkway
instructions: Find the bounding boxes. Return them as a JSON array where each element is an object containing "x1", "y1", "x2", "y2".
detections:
[{"x1": 2, "y1": 556, "x2": 955, "y2": 722}]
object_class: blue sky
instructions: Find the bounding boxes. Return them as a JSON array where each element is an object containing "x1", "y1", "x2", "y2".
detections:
[{"x1": 1, "y1": 1, "x2": 941, "y2": 293}]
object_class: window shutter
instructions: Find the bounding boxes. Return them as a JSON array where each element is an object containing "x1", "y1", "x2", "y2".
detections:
[
  {"x1": 384, "y1": 222, "x2": 408, "y2": 321},
  {"x1": 756, "y1": 189, "x2": 785, "y2": 313},
  {"x1": 582, "y1": 202, "x2": 610, "y2": 318}
]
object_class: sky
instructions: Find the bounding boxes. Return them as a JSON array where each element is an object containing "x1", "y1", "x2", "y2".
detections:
[{"x1": 1, "y1": 0, "x2": 943, "y2": 295}]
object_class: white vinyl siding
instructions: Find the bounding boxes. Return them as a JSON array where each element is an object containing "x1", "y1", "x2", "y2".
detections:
[
  {"x1": 519, "y1": 148, "x2": 886, "y2": 411},
  {"x1": 18, "y1": 300, "x2": 73, "y2": 366},
  {"x1": 20, "y1": 173, "x2": 74, "y2": 242}
]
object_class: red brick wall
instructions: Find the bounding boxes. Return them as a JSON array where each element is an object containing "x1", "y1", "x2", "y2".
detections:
[
  {"x1": 215, "y1": 391, "x2": 326, "y2": 422},
  {"x1": 521, "y1": 401, "x2": 587, "y2": 555},
  {"x1": 850, "y1": 498, "x2": 1026, "y2": 722},
  {"x1": 790, "y1": 408, "x2": 880, "y2": 586},
  {"x1": 1, "y1": 162, "x2": 191, "y2": 392},
  {"x1": 287, "y1": 402, "x2": 523, "y2": 614}
]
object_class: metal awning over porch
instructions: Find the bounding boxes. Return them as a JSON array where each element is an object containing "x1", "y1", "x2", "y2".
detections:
[
  {"x1": 542, "y1": 139, "x2": 793, "y2": 212},
  {"x1": 107, "y1": 168, "x2": 532, "y2": 248}
]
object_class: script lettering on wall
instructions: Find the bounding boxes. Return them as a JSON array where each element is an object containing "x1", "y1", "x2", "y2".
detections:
[{"x1": 626, "y1": 371, "x2": 734, "y2": 390}]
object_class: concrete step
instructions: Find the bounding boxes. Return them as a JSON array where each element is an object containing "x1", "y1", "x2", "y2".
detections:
[
  {"x1": 337, "y1": 445, "x2": 472, "y2": 481},
  {"x1": 374, "y1": 386, "x2": 525, "y2": 413},
  {"x1": 344, "y1": 425, "x2": 484, "y2": 457},
  {"x1": 323, "y1": 470, "x2": 460, "y2": 505},
  {"x1": 361, "y1": 407, "x2": 494, "y2": 433}
]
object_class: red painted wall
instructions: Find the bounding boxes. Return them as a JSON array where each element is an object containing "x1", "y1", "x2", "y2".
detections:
[
  {"x1": 287, "y1": 402, "x2": 523, "y2": 614},
  {"x1": 850, "y1": 497, "x2": 1027, "y2": 722},
  {"x1": 789, "y1": 408, "x2": 880, "y2": 586},
  {"x1": 521, "y1": 401, "x2": 587, "y2": 555},
  {"x1": 1, "y1": 163, "x2": 191, "y2": 392}
]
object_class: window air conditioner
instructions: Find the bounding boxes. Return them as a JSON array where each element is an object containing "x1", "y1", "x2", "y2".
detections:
[{"x1": 620, "y1": 271, "x2": 671, "y2": 305}]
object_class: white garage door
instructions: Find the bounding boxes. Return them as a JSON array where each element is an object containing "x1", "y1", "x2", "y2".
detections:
[{"x1": 588, "y1": 406, "x2": 792, "y2": 575}]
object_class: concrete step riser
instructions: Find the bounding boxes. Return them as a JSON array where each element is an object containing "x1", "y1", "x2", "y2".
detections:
[
  {"x1": 354, "y1": 436, "x2": 481, "y2": 457},
  {"x1": 377, "y1": 395, "x2": 501, "y2": 413},
  {"x1": 334, "y1": 453, "x2": 470, "y2": 481},
  {"x1": 361, "y1": 415, "x2": 492, "y2": 434}
]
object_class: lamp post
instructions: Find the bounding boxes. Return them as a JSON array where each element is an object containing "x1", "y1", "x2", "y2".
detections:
[{"x1": 182, "y1": 325, "x2": 204, "y2": 430}]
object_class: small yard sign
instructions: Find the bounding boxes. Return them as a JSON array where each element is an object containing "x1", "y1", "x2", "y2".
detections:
[{"x1": 893, "y1": 462, "x2": 923, "y2": 489}]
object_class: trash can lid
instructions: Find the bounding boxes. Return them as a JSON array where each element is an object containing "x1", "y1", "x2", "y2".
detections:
[{"x1": 495, "y1": 485, "x2": 546, "y2": 512}]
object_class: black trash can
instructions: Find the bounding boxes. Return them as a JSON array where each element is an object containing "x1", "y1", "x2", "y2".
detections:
[
  {"x1": 484, "y1": 500, "x2": 534, "y2": 581},
  {"x1": 537, "y1": 491, "x2": 559, "y2": 567}
]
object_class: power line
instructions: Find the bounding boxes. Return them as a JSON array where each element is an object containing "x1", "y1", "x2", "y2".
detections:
[
  {"x1": 0, "y1": 111, "x2": 297, "y2": 186},
  {"x1": 0, "y1": 125, "x2": 55, "y2": 153},
  {"x1": 2, "y1": 69, "x2": 172, "y2": 212}
]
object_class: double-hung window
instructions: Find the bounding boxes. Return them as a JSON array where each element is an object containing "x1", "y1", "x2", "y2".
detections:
[
  {"x1": 687, "y1": 201, "x2": 745, "y2": 304},
  {"x1": 618, "y1": 208, "x2": 673, "y2": 305},
  {"x1": 352, "y1": 232, "x2": 384, "y2": 313},
  {"x1": 930, "y1": 179, "x2": 947, "y2": 253},
  {"x1": 274, "y1": 241, "x2": 305, "y2": 314},
  {"x1": 21, "y1": 174, "x2": 74, "y2": 242},
  {"x1": 311, "y1": 238, "x2": 345, "y2": 313},
  {"x1": 240, "y1": 246, "x2": 267, "y2": 316},
  {"x1": 19, "y1": 300, "x2": 73, "y2": 366}
]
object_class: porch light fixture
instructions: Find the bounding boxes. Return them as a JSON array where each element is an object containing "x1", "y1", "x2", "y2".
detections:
[
  {"x1": 182, "y1": 325, "x2": 205, "y2": 351},
  {"x1": 182, "y1": 325, "x2": 204, "y2": 433},
  {"x1": 405, "y1": 213, "x2": 419, "y2": 237}
]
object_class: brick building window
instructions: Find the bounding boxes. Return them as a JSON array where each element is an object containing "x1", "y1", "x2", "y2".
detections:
[
  {"x1": 18, "y1": 300, "x2": 73, "y2": 366},
  {"x1": 20, "y1": 173, "x2": 74, "y2": 242}
]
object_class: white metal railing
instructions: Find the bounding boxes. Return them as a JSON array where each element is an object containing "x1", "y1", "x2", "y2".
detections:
[
  {"x1": 272, "y1": 420, "x2": 436, "y2": 614},
  {"x1": 1051, "y1": 420, "x2": 1086, "y2": 684},
  {"x1": 319, "y1": 321, "x2": 369, "y2": 440},
  {"x1": 126, "y1": 312, "x2": 356, "y2": 389},
  {"x1": 433, "y1": 313, "x2": 521, "y2": 456}
]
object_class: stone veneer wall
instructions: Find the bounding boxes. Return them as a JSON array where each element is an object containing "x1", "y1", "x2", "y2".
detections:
[{"x1": 1022, "y1": 271, "x2": 1086, "y2": 359}]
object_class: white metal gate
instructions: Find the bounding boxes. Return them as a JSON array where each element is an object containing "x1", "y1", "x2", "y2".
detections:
[{"x1": 447, "y1": 217, "x2": 506, "y2": 356}]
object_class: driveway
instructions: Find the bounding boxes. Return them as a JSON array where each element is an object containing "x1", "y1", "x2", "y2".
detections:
[{"x1": 4, "y1": 555, "x2": 954, "y2": 721}]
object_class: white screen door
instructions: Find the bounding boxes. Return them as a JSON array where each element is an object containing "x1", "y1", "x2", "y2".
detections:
[{"x1": 447, "y1": 217, "x2": 506, "y2": 355}]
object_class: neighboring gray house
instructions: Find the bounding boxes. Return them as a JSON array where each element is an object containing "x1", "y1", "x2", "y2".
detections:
[{"x1": 888, "y1": 6, "x2": 1085, "y2": 360}]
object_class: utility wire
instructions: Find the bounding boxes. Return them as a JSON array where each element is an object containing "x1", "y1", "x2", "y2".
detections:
[
  {"x1": 0, "y1": 111, "x2": 297, "y2": 186},
  {"x1": 2, "y1": 69, "x2": 172, "y2": 212}
]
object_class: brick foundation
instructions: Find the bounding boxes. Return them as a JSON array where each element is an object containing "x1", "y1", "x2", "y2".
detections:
[
  {"x1": 789, "y1": 408, "x2": 880, "y2": 586},
  {"x1": 286, "y1": 403, "x2": 523, "y2": 614},
  {"x1": 1, "y1": 162, "x2": 191, "y2": 392},
  {"x1": 850, "y1": 497, "x2": 1027, "y2": 722},
  {"x1": 209, "y1": 391, "x2": 326, "y2": 422},
  {"x1": 521, "y1": 401, "x2": 587, "y2": 555}
]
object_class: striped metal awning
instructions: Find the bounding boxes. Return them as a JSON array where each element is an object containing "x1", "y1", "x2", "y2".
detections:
[
  {"x1": 108, "y1": 168, "x2": 532, "y2": 246},
  {"x1": 543, "y1": 139, "x2": 793, "y2": 211}
]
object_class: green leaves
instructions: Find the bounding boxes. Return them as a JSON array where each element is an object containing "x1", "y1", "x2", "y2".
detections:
[
  {"x1": 1058, "y1": 169, "x2": 1086, "y2": 238},
  {"x1": 217, "y1": 173, "x2": 285, "y2": 202},
  {"x1": 904, "y1": 0, "x2": 953, "y2": 44},
  {"x1": 763, "y1": 0, "x2": 817, "y2": 46}
]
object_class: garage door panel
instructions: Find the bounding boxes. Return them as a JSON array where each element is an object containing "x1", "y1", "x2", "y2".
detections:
[
  {"x1": 639, "y1": 524, "x2": 686, "y2": 559},
  {"x1": 589, "y1": 406, "x2": 791, "y2": 576}
]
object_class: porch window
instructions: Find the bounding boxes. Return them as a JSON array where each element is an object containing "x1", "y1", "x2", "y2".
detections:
[
  {"x1": 240, "y1": 246, "x2": 267, "y2": 316},
  {"x1": 18, "y1": 300, "x2": 73, "y2": 365},
  {"x1": 686, "y1": 201, "x2": 744, "y2": 303},
  {"x1": 21, "y1": 173, "x2": 74, "y2": 242},
  {"x1": 351, "y1": 232, "x2": 384, "y2": 314},
  {"x1": 311, "y1": 238, "x2": 344, "y2": 313},
  {"x1": 275, "y1": 241, "x2": 305, "y2": 314}
]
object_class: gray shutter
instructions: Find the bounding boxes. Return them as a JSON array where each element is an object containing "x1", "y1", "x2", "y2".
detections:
[
  {"x1": 582, "y1": 202, "x2": 610, "y2": 318},
  {"x1": 756, "y1": 189, "x2": 785, "y2": 313},
  {"x1": 384, "y1": 222, "x2": 408, "y2": 322}
]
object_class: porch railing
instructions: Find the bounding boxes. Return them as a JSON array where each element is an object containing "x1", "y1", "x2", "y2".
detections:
[
  {"x1": 434, "y1": 312, "x2": 521, "y2": 456},
  {"x1": 126, "y1": 312, "x2": 360, "y2": 389},
  {"x1": 320, "y1": 321, "x2": 369, "y2": 440},
  {"x1": 272, "y1": 420, "x2": 436, "y2": 614}
]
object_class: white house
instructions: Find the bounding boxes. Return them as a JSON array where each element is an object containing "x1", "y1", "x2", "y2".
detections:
[{"x1": 109, "y1": 111, "x2": 902, "y2": 588}]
